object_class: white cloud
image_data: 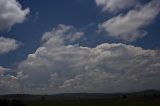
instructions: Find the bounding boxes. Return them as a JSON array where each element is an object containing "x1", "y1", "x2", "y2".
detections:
[
  {"x1": 0, "y1": 0, "x2": 30, "y2": 30},
  {"x1": 0, "y1": 36, "x2": 20, "y2": 54},
  {"x1": 0, "y1": 0, "x2": 159, "y2": 94},
  {"x1": 0, "y1": 25, "x2": 159, "y2": 94},
  {"x1": 98, "y1": 0, "x2": 160, "y2": 42},
  {"x1": 14, "y1": 24, "x2": 160, "y2": 94},
  {"x1": 95, "y1": 0, "x2": 137, "y2": 12},
  {"x1": 41, "y1": 24, "x2": 84, "y2": 45}
]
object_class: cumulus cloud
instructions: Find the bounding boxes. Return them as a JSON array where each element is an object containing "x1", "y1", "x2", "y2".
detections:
[
  {"x1": 12, "y1": 24, "x2": 160, "y2": 94},
  {"x1": 95, "y1": 0, "x2": 137, "y2": 12},
  {"x1": 0, "y1": 0, "x2": 30, "y2": 30},
  {"x1": 0, "y1": 25, "x2": 159, "y2": 94},
  {"x1": 0, "y1": 66, "x2": 21, "y2": 94},
  {"x1": 98, "y1": 0, "x2": 160, "y2": 42},
  {"x1": 0, "y1": 0, "x2": 159, "y2": 94},
  {"x1": 0, "y1": 36, "x2": 20, "y2": 54}
]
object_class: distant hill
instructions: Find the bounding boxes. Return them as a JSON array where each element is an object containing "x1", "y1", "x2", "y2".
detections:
[{"x1": 0, "y1": 89, "x2": 160, "y2": 100}]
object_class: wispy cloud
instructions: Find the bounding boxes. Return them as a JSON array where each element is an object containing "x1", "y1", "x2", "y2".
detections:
[{"x1": 95, "y1": 0, "x2": 137, "y2": 12}]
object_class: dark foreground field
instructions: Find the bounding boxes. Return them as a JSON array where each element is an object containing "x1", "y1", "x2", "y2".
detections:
[{"x1": 0, "y1": 90, "x2": 160, "y2": 106}]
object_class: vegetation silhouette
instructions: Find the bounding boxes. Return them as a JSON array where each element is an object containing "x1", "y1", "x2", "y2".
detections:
[
  {"x1": 0, "y1": 99, "x2": 27, "y2": 106},
  {"x1": 0, "y1": 99, "x2": 9, "y2": 106}
]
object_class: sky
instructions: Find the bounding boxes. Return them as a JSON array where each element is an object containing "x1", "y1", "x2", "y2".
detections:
[{"x1": 0, "y1": 0, "x2": 160, "y2": 94}]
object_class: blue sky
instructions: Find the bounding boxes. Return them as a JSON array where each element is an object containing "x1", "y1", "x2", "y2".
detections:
[{"x1": 0, "y1": 0, "x2": 160, "y2": 94}]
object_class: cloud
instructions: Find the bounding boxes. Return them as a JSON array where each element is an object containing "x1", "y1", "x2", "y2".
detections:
[
  {"x1": 95, "y1": 0, "x2": 137, "y2": 12},
  {"x1": 98, "y1": 0, "x2": 160, "y2": 42},
  {"x1": 0, "y1": 66, "x2": 10, "y2": 75},
  {"x1": 0, "y1": 25, "x2": 159, "y2": 94},
  {"x1": 0, "y1": 0, "x2": 30, "y2": 30},
  {"x1": 0, "y1": 36, "x2": 20, "y2": 54},
  {"x1": 13, "y1": 24, "x2": 160, "y2": 94},
  {"x1": 41, "y1": 24, "x2": 84, "y2": 45},
  {"x1": 0, "y1": 66, "x2": 21, "y2": 94}
]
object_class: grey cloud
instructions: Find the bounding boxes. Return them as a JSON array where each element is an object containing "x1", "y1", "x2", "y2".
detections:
[
  {"x1": 0, "y1": 0, "x2": 29, "y2": 30},
  {"x1": 0, "y1": 36, "x2": 20, "y2": 54},
  {"x1": 0, "y1": 66, "x2": 21, "y2": 94},
  {"x1": 0, "y1": 76, "x2": 21, "y2": 94},
  {"x1": 0, "y1": 66, "x2": 10, "y2": 75},
  {"x1": 98, "y1": 0, "x2": 160, "y2": 42}
]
